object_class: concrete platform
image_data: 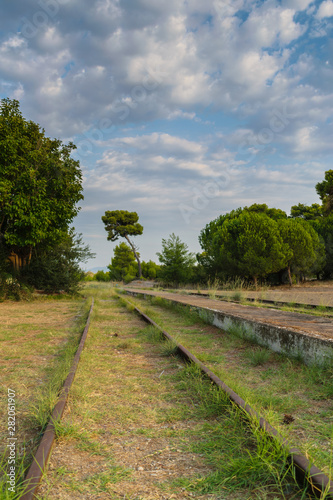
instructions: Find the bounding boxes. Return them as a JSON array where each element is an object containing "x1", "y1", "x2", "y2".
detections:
[{"x1": 126, "y1": 288, "x2": 333, "y2": 364}]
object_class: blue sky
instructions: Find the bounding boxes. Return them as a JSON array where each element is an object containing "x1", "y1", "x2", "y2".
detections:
[{"x1": 1, "y1": 0, "x2": 333, "y2": 269}]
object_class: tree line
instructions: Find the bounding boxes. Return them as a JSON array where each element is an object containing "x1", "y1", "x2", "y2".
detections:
[
  {"x1": 104, "y1": 171, "x2": 333, "y2": 287},
  {"x1": 1, "y1": 98, "x2": 332, "y2": 295},
  {"x1": 197, "y1": 172, "x2": 333, "y2": 286}
]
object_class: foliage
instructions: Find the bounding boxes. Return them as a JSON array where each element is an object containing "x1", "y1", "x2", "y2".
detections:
[
  {"x1": 278, "y1": 218, "x2": 325, "y2": 284},
  {"x1": 219, "y1": 211, "x2": 290, "y2": 286},
  {"x1": 102, "y1": 210, "x2": 143, "y2": 277},
  {"x1": 141, "y1": 260, "x2": 161, "y2": 280},
  {"x1": 290, "y1": 202, "x2": 323, "y2": 220},
  {"x1": 21, "y1": 230, "x2": 94, "y2": 293},
  {"x1": 316, "y1": 214, "x2": 333, "y2": 278},
  {"x1": 0, "y1": 98, "x2": 91, "y2": 295},
  {"x1": 198, "y1": 196, "x2": 331, "y2": 284},
  {"x1": 108, "y1": 242, "x2": 138, "y2": 282},
  {"x1": 94, "y1": 270, "x2": 111, "y2": 282},
  {"x1": 0, "y1": 98, "x2": 83, "y2": 262},
  {"x1": 157, "y1": 233, "x2": 196, "y2": 285},
  {"x1": 198, "y1": 204, "x2": 288, "y2": 282},
  {"x1": 316, "y1": 169, "x2": 333, "y2": 215}
]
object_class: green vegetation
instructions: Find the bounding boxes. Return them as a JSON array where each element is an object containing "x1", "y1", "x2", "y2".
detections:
[
  {"x1": 198, "y1": 171, "x2": 333, "y2": 286},
  {"x1": 157, "y1": 233, "x2": 196, "y2": 285},
  {"x1": 316, "y1": 170, "x2": 333, "y2": 216},
  {"x1": 102, "y1": 210, "x2": 144, "y2": 278},
  {"x1": 127, "y1": 292, "x2": 333, "y2": 481},
  {"x1": 0, "y1": 98, "x2": 93, "y2": 296},
  {"x1": 108, "y1": 242, "x2": 138, "y2": 282}
]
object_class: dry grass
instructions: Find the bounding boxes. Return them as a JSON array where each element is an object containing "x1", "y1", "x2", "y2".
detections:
[
  {"x1": 38, "y1": 294, "x2": 220, "y2": 499},
  {"x1": 0, "y1": 297, "x2": 83, "y2": 493}
]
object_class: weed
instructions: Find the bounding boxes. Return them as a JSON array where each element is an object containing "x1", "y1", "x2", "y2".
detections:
[
  {"x1": 28, "y1": 311, "x2": 89, "y2": 431},
  {"x1": 231, "y1": 291, "x2": 244, "y2": 302},
  {"x1": 207, "y1": 277, "x2": 220, "y2": 299},
  {"x1": 169, "y1": 364, "x2": 302, "y2": 499},
  {"x1": 159, "y1": 338, "x2": 180, "y2": 357},
  {"x1": 139, "y1": 325, "x2": 165, "y2": 343},
  {"x1": 245, "y1": 348, "x2": 271, "y2": 367}
]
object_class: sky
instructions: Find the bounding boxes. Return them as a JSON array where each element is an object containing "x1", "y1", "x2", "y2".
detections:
[{"x1": 1, "y1": 0, "x2": 333, "y2": 270}]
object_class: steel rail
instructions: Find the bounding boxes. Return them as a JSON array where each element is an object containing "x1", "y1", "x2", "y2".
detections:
[
  {"x1": 20, "y1": 298, "x2": 94, "y2": 500},
  {"x1": 124, "y1": 294, "x2": 333, "y2": 499}
]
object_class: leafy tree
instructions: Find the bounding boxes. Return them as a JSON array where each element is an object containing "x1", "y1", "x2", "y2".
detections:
[
  {"x1": 21, "y1": 229, "x2": 95, "y2": 293},
  {"x1": 315, "y1": 215, "x2": 333, "y2": 278},
  {"x1": 246, "y1": 203, "x2": 287, "y2": 221},
  {"x1": 0, "y1": 98, "x2": 83, "y2": 265},
  {"x1": 141, "y1": 260, "x2": 161, "y2": 280},
  {"x1": 108, "y1": 242, "x2": 138, "y2": 282},
  {"x1": 157, "y1": 233, "x2": 196, "y2": 285},
  {"x1": 290, "y1": 203, "x2": 323, "y2": 221},
  {"x1": 278, "y1": 218, "x2": 325, "y2": 285},
  {"x1": 198, "y1": 208, "x2": 243, "y2": 278},
  {"x1": 95, "y1": 270, "x2": 111, "y2": 282},
  {"x1": 291, "y1": 173, "x2": 333, "y2": 278},
  {"x1": 198, "y1": 205, "x2": 288, "y2": 283},
  {"x1": 218, "y1": 211, "x2": 290, "y2": 286},
  {"x1": 102, "y1": 210, "x2": 143, "y2": 277},
  {"x1": 316, "y1": 170, "x2": 333, "y2": 215}
]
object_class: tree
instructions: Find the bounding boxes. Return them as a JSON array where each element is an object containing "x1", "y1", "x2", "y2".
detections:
[
  {"x1": 157, "y1": 233, "x2": 196, "y2": 285},
  {"x1": 108, "y1": 242, "x2": 138, "y2": 281},
  {"x1": 198, "y1": 205, "x2": 289, "y2": 283},
  {"x1": 291, "y1": 173, "x2": 333, "y2": 278},
  {"x1": 315, "y1": 215, "x2": 333, "y2": 278},
  {"x1": 316, "y1": 170, "x2": 333, "y2": 215},
  {"x1": 141, "y1": 260, "x2": 161, "y2": 280},
  {"x1": 219, "y1": 211, "x2": 290, "y2": 287},
  {"x1": 0, "y1": 98, "x2": 83, "y2": 266},
  {"x1": 102, "y1": 210, "x2": 143, "y2": 277},
  {"x1": 21, "y1": 229, "x2": 95, "y2": 293},
  {"x1": 290, "y1": 203, "x2": 323, "y2": 220},
  {"x1": 95, "y1": 270, "x2": 111, "y2": 282},
  {"x1": 278, "y1": 218, "x2": 325, "y2": 285}
]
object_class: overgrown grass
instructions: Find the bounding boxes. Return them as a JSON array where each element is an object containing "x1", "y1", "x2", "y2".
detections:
[
  {"x1": 0, "y1": 297, "x2": 91, "y2": 499},
  {"x1": 125, "y1": 292, "x2": 333, "y2": 482},
  {"x1": 160, "y1": 363, "x2": 305, "y2": 499}
]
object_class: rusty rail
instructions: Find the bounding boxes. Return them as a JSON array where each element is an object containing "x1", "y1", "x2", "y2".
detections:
[
  {"x1": 20, "y1": 298, "x2": 94, "y2": 500},
  {"x1": 124, "y1": 294, "x2": 333, "y2": 499}
]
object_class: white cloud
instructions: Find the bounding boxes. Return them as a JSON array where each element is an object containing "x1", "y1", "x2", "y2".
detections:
[
  {"x1": 1, "y1": 0, "x2": 333, "y2": 267},
  {"x1": 316, "y1": 1, "x2": 333, "y2": 19}
]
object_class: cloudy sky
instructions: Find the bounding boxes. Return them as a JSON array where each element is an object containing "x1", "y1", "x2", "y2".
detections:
[{"x1": 1, "y1": 0, "x2": 333, "y2": 269}]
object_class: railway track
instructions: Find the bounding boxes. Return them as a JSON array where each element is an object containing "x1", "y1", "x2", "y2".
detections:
[
  {"x1": 20, "y1": 298, "x2": 94, "y2": 500},
  {"x1": 121, "y1": 293, "x2": 333, "y2": 499},
  {"x1": 6, "y1": 288, "x2": 333, "y2": 499}
]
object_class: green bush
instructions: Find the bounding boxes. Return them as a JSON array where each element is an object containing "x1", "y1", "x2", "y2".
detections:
[{"x1": 95, "y1": 270, "x2": 111, "y2": 282}]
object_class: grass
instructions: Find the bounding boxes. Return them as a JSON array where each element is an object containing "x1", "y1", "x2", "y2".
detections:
[
  {"x1": 245, "y1": 347, "x2": 271, "y2": 366},
  {"x1": 34, "y1": 284, "x2": 312, "y2": 499},
  {"x1": 207, "y1": 277, "x2": 220, "y2": 299},
  {"x1": 0, "y1": 295, "x2": 91, "y2": 499},
  {"x1": 230, "y1": 291, "x2": 244, "y2": 303},
  {"x1": 126, "y1": 292, "x2": 333, "y2": 483},
  {"x1": 161, "y1": 362, "x2": 305, "y2": 499}
]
